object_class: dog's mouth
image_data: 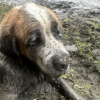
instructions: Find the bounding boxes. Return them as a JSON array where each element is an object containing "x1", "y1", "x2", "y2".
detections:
[
  {"x1": 45, "y1": 64, "x2": 68, "y2": 78},
  {"x1": 55, "y1": 66, "x2": 67, "y2": 75},
  {"x1": 53, "y1": 62, "x2": 68, "y2": 71}
]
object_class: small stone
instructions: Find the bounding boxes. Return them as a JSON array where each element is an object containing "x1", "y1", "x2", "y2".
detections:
[{"x1": 65, "y1": 45, "x2": 78, "y2": 52}]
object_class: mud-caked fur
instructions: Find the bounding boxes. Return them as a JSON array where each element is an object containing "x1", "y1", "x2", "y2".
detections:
[{"x1": 0, "y1": 2, "x2": 70, "y2": 100}]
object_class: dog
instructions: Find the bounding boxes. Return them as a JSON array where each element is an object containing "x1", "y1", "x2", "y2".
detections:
[{"x1": 0, "y1": 2, "x2": 70, "y2": 100}]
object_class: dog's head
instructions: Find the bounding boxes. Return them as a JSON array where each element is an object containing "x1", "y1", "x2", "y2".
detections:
[{"x1": 0, "y1": 3, "x2": 70, "y2": 77}]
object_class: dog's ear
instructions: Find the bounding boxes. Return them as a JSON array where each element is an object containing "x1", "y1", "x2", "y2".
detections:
[{"x1": 0, "y1": 26, "x2": 20, "y2": 56}]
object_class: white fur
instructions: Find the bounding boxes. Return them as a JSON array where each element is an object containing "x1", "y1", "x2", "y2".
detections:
[{"x1": 24, "y1": 3, "x2": 50, "y2": 30}]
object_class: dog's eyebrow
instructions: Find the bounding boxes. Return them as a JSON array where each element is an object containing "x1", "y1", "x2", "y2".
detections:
[{"x1": 28, "y1": 29, "x2": 40, "y2": 35}]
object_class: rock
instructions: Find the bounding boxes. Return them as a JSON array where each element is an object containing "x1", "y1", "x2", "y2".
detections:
[
  {"x1": 65, "y1": 45, "x2": 77, "y2": 52},
  {"x1": 92, "y1": 49, "x2": 100, "y2": 56}
]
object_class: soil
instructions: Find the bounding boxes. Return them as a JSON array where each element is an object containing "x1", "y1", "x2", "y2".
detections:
[{"x1": 0, "y1": 1, "x2": 100, "y2": 100}]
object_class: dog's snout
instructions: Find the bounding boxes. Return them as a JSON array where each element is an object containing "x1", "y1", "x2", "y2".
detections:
[{"x1": 52, "y1": 54, "x2": 70, "y2": 71}]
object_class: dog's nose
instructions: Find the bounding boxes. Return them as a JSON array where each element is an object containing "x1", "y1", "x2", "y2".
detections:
[{"x1": 52, "y1": 54, "x2": 70, "y2": 71}]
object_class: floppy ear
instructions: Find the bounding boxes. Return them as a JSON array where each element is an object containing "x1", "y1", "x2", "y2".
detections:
[{"x1": 0, "y1": 27, "x2": 20, "y2": 56}]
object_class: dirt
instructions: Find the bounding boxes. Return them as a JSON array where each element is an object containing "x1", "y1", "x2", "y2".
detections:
[{"x1": 0, "y1": 1, "x2": 100, "y2": 100}]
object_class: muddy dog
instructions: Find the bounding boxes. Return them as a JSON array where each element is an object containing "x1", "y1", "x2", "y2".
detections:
[{"x1": 0, "y1": 2, "x2": 70, "y2": 100}]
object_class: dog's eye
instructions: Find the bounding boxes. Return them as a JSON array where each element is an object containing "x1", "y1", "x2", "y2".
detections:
[
  {"x1": 57, "y1": 25, "x2": 63, "y2": 39},
  {"x1": 29, "y1": 36, "x2": 37, "y2": 45},
  {"x1": 51, "y1": 22, "x2": 62, "y2": 39},
  {"x1": 26, "y1": 29, "x2": 42, "y2": 46}
]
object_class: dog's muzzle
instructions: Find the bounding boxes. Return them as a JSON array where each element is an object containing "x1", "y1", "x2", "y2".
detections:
[{"x1": 52, "y1": 53, "x2": 70, "y2": 71}]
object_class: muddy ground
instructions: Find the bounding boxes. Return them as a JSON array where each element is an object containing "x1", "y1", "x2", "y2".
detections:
[{"x1": 0, "y1": 1, "x2": 100, "y2": 100}]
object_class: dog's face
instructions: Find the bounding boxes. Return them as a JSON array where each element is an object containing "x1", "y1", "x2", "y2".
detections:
[{"x1": 0, "y1": 3, "x2": 70, "y2": 77}]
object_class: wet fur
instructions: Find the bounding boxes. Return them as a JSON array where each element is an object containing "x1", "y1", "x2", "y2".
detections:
[{"x1": 0, "y1": 3, "x2": 69, "y2": 100}]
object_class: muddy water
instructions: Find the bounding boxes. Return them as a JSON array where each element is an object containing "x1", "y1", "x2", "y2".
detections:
[
  {"x1": 53, "y1": 0, "x2": 100, "y2": 8},
  {"x1": 48, "y1": 0, "x2": 100, "y2": 8},
  {"x1": 0, "y1": 0, "x2": 100, "y2": 9}
]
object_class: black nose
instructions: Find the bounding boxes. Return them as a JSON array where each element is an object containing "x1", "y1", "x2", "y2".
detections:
[{"x1": 52, "y1": 54, "x2": 70, "y2": 71}]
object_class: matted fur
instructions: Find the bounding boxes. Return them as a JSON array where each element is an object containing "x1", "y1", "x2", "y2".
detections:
[{"x1": 0, "y1": 2, "x2": 70, "y2": 100}]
